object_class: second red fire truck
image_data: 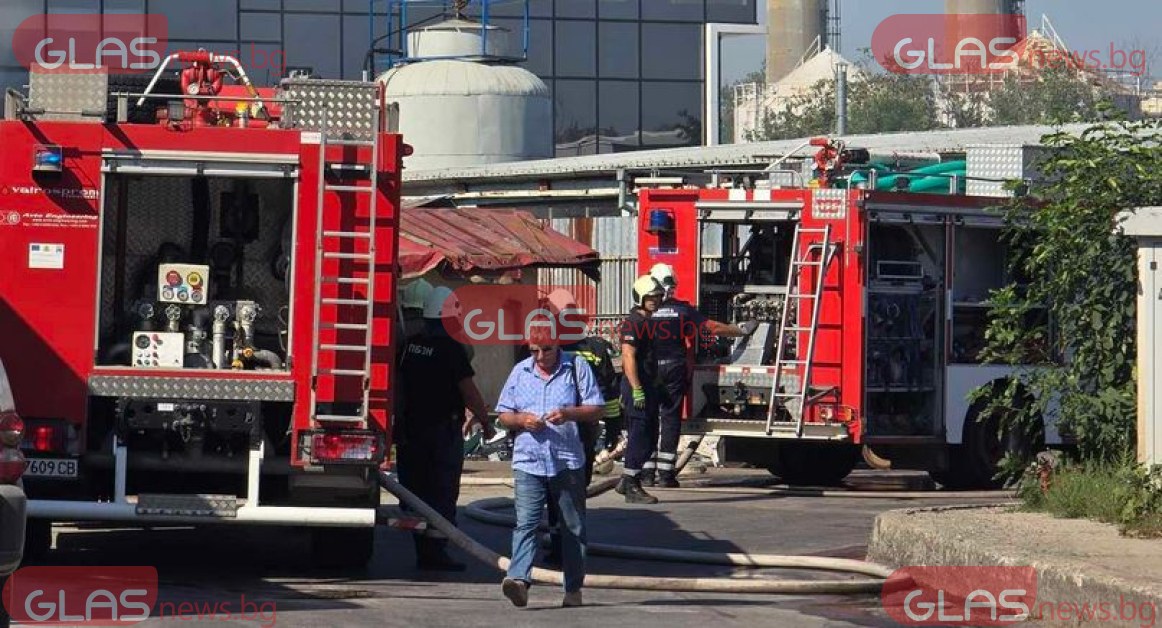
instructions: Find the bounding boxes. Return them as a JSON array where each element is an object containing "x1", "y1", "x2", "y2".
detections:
[{"x1": 636, "y1": 140, "x2": 1063, "y2": 488}]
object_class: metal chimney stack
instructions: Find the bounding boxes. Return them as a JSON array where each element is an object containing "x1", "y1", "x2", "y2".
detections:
[{"x1": 765, "y1": 0, "x2": 827, "y2": 84}]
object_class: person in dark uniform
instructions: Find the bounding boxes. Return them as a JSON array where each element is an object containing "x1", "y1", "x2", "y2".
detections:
[
  {"x1": 537, "y1": 289, "x2": 623, "y2": 566},
  {"x1": 396, "y1": 286, "x2": 493, "y2": 571},
  {"x1": 614, "y1": 275, "x2": 666, "y2": 504},
  {"x1": 644, "y1": 263, "x2": 756, "y2": 489}
]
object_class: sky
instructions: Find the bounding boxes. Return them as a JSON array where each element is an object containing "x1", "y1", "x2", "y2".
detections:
[{"x1": 721, "y1": 0, "x2": 1162, "y2": 85}]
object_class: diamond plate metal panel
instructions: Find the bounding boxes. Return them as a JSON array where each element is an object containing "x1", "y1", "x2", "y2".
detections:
[
  {"x1": 812, "y1": 188, "x2": 848, "y2": 219},
  {"x1": 137, "y1": 494, "x2": 238, "y2": 517},
  {"x1": 966, "y1": 144, "x2": 1048, "y2": 197},
  {"x1": 279, "y1": 79, "x2": 379, "y2": 141},
  {"x1": 89, "y1": 375, "x2": 295, "y2": 401},
  {"x1": 28, "y1": 71, "x2": 108, "y2": 122}
]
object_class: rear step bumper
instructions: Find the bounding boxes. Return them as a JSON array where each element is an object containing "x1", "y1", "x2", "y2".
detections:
[{"x1": 26, "y1": 500, "x2": 375, "y2": 527}]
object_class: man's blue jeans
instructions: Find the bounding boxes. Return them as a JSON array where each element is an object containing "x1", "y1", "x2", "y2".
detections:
[{"x1": 508, "y1": 468, "x2": 586, "y2": 593}]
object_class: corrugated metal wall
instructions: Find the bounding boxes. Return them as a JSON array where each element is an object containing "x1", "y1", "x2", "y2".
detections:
[{"x1": 540, "y1": 216, "x2": 725, "y2": 326}]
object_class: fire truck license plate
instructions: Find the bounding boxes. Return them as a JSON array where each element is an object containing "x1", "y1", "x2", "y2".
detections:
[{"x1": 25, "y1": 458, "x2": 78, "y2": 478}]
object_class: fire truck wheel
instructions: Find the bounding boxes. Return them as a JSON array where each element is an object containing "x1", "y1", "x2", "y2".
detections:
[
  {"x1": 768, "y1": 443, "x2": 860, "y2": 486},
  {"x1": 22, "y1": 519, "x2": 52, "y2": 563},
  {"x1": 310, "y1": 526, "x2": 375, "y2": 569},
  {"x1": 932, "y1": 388, "x2": 1041, "y2": 490}
]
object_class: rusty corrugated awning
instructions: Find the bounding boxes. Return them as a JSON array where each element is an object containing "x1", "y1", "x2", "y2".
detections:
[{"x1": 399, "y1": 207, "x2": 599, "y2": 279}]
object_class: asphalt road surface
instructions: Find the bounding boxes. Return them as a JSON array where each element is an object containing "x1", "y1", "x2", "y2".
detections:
[{"x1": 30, "y1": 470, "x2": 1006, "y2": 627}]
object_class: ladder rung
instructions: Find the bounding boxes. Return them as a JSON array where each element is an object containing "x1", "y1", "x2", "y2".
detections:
[
  {"x1": 779, "y1": 359, "x2": 808, "y2": 364},
  {"x1": 793, "y1": 261, "x2": 825, "y2": 267},
  {"x1": 320, "y1": 344, "x2": 369, "y2": 352},
  {"x1": 323, "y1": 252, "x2": 372, "y2": 260},
  {"x1": 784, "y1": 326, "x2": 812, "y2": 332},
  {"x1": 787, "y1": 293, "x2": 815, "y2": 298},
  {"x1": 314, "y1": 414, "x2": 367, "y2": 422},
  {"x1": 322, "y1": 323, "x2": 370, "y2": 330},
  {"x1": 797, "y1": 228, "x2": 829, "y2": 233},
  {"x1": 320, "y1": 369, "x2": 367, "y2": 377},
  {"x1": 321, "y1": 276, "x2": 372, "y2": 285},
  {"x1": 326, "y1": 184, "x2": 375, "y2": 193},
  {"x1": 321, "y1": 298, "x2": 370, "y2": 306},
  {"x1": 323, "y1": 231, "x2": 372, "y2": 239}
]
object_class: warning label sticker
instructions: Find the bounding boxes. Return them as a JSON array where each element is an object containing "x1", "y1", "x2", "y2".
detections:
[{"x1": 29, "y1": 243, "x2": 64, "y2": 269}]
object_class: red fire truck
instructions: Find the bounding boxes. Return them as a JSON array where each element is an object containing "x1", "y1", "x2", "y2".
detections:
[
  {"x1": 637, "y1": 140, "x2": 1063, "y2": 488},
  {"x1": 0, "y1": 53, "x2": 399, "y2": 566}
]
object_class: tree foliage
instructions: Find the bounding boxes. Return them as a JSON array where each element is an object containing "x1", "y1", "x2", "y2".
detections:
[{"x1": 975, "y1": 117, "x2": 1162, "y2": 474}]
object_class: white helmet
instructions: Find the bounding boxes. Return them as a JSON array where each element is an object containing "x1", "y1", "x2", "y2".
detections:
[
  {"x1": 632, "y1": 275, "x2": 664, "y2": 308},
  {"x1": 400, "y1": 278, "x2": 434, "y2": 310},
  {"x1": 649, "y1": 263, "x2": 677, "y2": 289},
  {"x1": 422, "y1": 286, "x2": 460, "y2": 320}
]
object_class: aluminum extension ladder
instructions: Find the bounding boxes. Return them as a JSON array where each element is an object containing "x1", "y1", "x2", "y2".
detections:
[
  {"x1": 308, "y1": 109, "x2": 381, "y2": 426},
  {"x1": 766, "y1": 224, "x2": 835, "y2": 436}
]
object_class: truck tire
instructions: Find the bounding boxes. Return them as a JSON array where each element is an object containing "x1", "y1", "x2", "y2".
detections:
[
  {"x1": 767, "y1": 442, "x2": 860, "y2": 486},
  {"x1": 930, "y1": 386, "x2": 1041, "y2": 490},
  {"x1": 310, "y1": 526, "x2": 375, "y2": 569}
]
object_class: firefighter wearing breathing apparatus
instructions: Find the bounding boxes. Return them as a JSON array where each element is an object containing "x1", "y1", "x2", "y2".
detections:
[
  {"x1": 615, "y1": 275, "x2": 666, "y2": 504},
  {"x1": 644, "y1": 264, "x2": 757, "y2": 488},
  {"x1": 396, "y1": 286, "x2": 494, "y2": 571}
]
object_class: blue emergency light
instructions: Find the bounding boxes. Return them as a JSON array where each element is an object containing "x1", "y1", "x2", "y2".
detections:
[
  {"x1": 646, "y1": 208, "x2": 675, "y2": 234},
  {"x1": 33, "y1": 145, "x2": 63, "y2": 173}
]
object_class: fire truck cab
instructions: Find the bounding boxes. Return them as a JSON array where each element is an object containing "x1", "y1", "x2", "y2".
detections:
[
  {"x1": 637, "y1": 140, "x2": 1062, "y2": 488},
  {"x1": 0, "y1": 58, "x2": 400, "y2": 566}
]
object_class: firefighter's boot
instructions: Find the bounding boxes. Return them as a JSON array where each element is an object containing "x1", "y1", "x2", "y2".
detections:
[
  {"x1": 656, "y1": 470, "x2": 680, "y2": 488},
  {"x1": 639, "y1": 469, "x2": 656, "y2": 487},
  {"x1": 616, "y1": 476, "x2": 658, "y2": 505}
]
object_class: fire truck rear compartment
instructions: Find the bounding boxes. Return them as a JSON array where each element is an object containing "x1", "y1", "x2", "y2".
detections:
[{"x1": 85, "y1": 173, "x2": 308, "y2": 498}]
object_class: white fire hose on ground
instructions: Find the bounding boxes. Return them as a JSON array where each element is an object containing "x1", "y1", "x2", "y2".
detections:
[{"x1": 377, "y1": 436, "x2": 936, "y2": 595}]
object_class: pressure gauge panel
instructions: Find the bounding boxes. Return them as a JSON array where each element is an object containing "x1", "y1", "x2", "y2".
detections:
[{"x1": 158, "y1": 264, "x2": 210, "y2": 305}]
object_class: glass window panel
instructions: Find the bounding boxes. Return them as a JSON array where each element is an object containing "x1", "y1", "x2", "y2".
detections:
[
  {"x1": 494, "y1": 17, "x2": 551, "y2": 76},
  {"x1": 598, "y1": 80, "x2": 639, "y2": 147},
  {"x1": 0, "y1": 68, "x2": 30, "y2": 93},
  {"x1": 105, "y1": 0, "x2": 147, "y2": 13},
  {"x1": 641, "y1": 81, "x2": 701, "y2": 147},
  {"x1": 0, "y1": 0, "x2": 42, "y2": 67},
  {"x1": 47, "y1": 0, "x2": 95, "y2": 12},
  {"x1": 344, "y1": 14, "x2": 385, "y2": 79},
  {"x1": 641, "y1": 0, "x2": 703, "y2": 21},
  {"x1": 241, "y1": 0, "x2": 281, "y2": 9},
  {"x1": 556, "y1": 0, "x2": 596, "y2": 18},
  {"x1": 285, "y1": 13, "x2": 341, "y2": 77},
  {"x1": 158, "y1": 0, "x2": 239, "y2": 40},
  {"x1": 554, "y1": 79, "x2": 598, "y2": 156},
  {"x1": 241, "y1": 12, "x2": 281, "y2": 42},
  {"x1": 239, "y1": 42, "x2": 286, "y2": 85},
  {"x1": 598, "y1": 21, "x2": 637, "y2": 79},
  {"x1": 284, "y1": 0, "x2": 341, "y2": 10},
  {"x1": 707, "y1": 0, "x2": 756, "y2": 23},
  {"x1": 642, "y1": 22, "x2": 701, "y2": 80},
  {"x1": 485, "y1": 0, "x2": 553, "y2": 17},
  {"x1": 598, "y1": 0, "x2": 638, "y2": 19},
  {"x1": 554, "y1": 20, "x2": 595, "y2": 77}
]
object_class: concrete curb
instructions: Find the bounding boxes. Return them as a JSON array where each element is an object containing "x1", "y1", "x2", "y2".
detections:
[{"x1": 868, "y1": 505, "x2": 1162, "y2": 625}]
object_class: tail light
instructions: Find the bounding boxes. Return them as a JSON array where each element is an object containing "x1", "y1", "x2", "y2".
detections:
[
  {"x1": 0, "y1": 411, "x2": 23, "y2": 447},
  {"x1": 24, "y1": 421, "x2": 66, "y2": 454},
  {"x1": 303, "y1": 431, "x2": 384, "y2": 465},
  {"x1": 0, "y1": 412, "x2": 24, "y2": 483}
]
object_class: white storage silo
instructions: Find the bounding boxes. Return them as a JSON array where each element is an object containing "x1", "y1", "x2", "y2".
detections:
[{"x1": 377, "y1": 19, "x2": 552, "y2": 170}]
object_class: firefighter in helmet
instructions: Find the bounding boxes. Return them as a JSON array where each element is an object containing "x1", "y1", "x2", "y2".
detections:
[
  {"x1": 615, "y1": 275, "x2": 666, "y2": 504},
  {"x1": 398, "y1": 278, "x2": 434, "y2": 340},
  {"x1": 536, "y1": 288, "x2": 622, "y2": 566},
  {"x1": 396, "y1": 286, "x2": 494, "y2": 571},
  {"x1": 644, "y1": 263, "x2": 757, "y2": 488}
]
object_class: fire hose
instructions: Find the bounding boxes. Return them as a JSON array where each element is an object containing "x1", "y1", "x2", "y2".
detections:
[{"x1": 377, "y1": 437, "x2": 909, "y2": 595}]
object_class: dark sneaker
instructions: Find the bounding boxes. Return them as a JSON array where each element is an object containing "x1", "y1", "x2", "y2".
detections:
[
  {"x1": 656, "y1": 471, "x2": 680, "y2": 488},
  {"x1": 562, "y1": 591, "x2": 583, "y2": 607},
  {"x1": 622, "y1": 477, "x2": 659, "y2": 505},
  {"x1": 502, "y1": 578, "x2": 529, "y2": 607}
]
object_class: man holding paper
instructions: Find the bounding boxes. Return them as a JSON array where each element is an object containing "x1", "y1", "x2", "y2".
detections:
[{"x1": 495, "y1": 326, "x2": 605, "y2": 609}]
